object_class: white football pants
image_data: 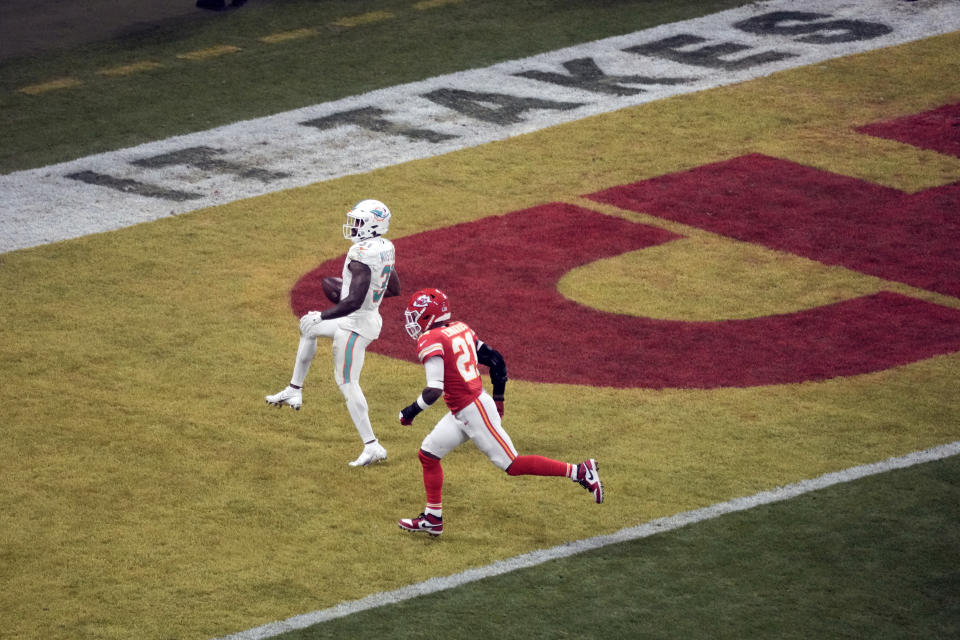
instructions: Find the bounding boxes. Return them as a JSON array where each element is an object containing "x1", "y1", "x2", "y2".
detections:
[
  {"x1": 421, "y1": 392, "x2": 518, "y2": 471},
  {"x1": 292, "y1": 316, "x2": 376, "y2": 444}
]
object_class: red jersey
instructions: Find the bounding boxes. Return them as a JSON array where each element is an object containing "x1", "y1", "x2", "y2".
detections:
[{"x1": 416, "y1": 321, "x2": 484, "y2": 413}]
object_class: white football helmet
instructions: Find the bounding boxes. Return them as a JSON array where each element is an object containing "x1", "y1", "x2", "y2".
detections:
[{"x1": 343, "y1": 199, "x2": 391, "y2": 243}]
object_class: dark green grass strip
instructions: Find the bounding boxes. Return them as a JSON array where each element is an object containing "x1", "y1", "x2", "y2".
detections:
[
  {"x1": 0, "y1": 0, "x2": 753, "y2": 174},
  {"x1": 275, "y1": 455, "x2": 960, "y2": 640}
]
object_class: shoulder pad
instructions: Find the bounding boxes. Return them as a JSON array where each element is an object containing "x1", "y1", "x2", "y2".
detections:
[{"x1": 347, "y1": 242, "x2": 372, "y2": 262}]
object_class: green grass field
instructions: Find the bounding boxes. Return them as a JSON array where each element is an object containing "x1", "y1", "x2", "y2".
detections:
[
  {"x1": 1, "y1": 2, "x2": 958, "y2": 639},
  {"x1": 277, "y1": 455, "x2": 960, "y2": 640},
  {"x1": 0, "y1": 0, "x2": 752, "y2": 173}
]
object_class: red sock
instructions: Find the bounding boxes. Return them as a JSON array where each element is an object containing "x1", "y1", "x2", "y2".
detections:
[
  {"x1": 419, "y1": 449, "x2": 443, "y2": 506},
  {"x1": 506, "y1": 455, "x2": 572, "y2": 477}
]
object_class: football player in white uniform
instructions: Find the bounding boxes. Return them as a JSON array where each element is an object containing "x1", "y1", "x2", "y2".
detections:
[{"x1": 266, "y1": 199, "x2": 401, "y2": 467}]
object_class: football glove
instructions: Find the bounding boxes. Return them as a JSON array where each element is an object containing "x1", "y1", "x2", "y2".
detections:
[
  {"x1": 299, "y1": 310, "x2": 323, "y2": 335},
  {"x1": 399, "y1": 402, "x2": 422, "y2": 426}
]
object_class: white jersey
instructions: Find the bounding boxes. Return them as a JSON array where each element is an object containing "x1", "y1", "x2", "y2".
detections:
[{"x1": 338, "y1": 236, "x2": 396, "y2": 340}]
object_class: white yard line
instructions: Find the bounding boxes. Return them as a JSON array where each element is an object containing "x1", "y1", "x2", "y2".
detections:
[
  {"x1": 215, "y1": 440, "x2": 960, "y2": 640},
  {"x1": 2, "y1": 0, "x2": 958, "y2": 253}
]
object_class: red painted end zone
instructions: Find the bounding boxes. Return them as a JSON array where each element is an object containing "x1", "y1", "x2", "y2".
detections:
[
  {"x1": 586, "y1": 153, "x2": 960, "y2": 298},
  {"x1": 291, "y1": 203, "x2": 960, "y2": 389},
  {"x1": 857, "y1": 101, "x2": 960, "y2": 158},
  {"x1": 291, "y1": 105, "x2": 960, "y2": 389}
]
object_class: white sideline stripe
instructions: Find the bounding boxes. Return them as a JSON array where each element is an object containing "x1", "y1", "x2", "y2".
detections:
[{"x1": 215, "y1": 441, "x2": 960, "y2": 640}]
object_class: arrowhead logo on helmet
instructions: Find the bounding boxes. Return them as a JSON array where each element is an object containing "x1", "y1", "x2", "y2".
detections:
[{"x1": 404, "y1": 288, "x2": 451, "y2": 339}]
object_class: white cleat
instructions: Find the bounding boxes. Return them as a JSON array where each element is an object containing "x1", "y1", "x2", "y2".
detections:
[
  {"x1": 349, "y1": 442, "x2": 387, "y2": 467},
  {"x1": 265, "y1": 386, "x2": 302, "y2": 410}
]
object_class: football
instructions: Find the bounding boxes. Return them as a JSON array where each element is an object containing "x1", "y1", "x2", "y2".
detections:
[{"x1": 321, "y1": 276, "x2": 342, "y2": 303}]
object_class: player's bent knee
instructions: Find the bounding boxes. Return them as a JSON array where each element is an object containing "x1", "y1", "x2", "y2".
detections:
[{"x1": 299, "y1": 311, "x2": 322, "y2": 337}]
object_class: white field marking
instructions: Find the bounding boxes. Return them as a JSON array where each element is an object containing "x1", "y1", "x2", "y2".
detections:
[
  {"x1": 2, "y1": 0, "x2": 958, "y2": 253},
  {"x1": 214, "y1": 441, "x2": 960, "y2": 640}
]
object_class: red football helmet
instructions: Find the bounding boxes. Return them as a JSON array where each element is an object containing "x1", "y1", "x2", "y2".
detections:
[{"x1": 404, "y1": 288, "x2": 451, "y2": 339}]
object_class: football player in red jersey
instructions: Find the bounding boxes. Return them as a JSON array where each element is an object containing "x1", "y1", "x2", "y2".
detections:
[{"x1": 396, "y1": 288, "x2": 603, "y2": 537}]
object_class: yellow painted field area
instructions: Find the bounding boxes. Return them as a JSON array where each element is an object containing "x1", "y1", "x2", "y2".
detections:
[{"x1": 1, "y1": 33, "x2": 958, "y2": 640}]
